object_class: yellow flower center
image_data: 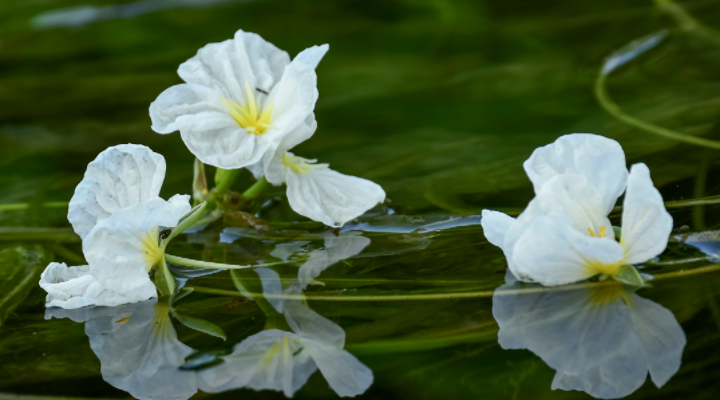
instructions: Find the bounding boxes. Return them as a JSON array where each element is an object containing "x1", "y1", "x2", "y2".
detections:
[
  {"x1": 281, "y1": 153, "x2": 329, "y2": 175},
  {"x1": 221, "y1": 83, "x2": 274, "y2": 135},
  {"x1": 583, "y1": 225, "x2": 622, "y2": 275},
  {"x1": 140, "y1": 226, "x2": 164, "y2": 272}
]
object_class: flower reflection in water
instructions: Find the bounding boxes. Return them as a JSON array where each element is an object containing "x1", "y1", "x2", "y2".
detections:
[
  {"x1": 46, "y1": 298, "x2": 197, "y2": 400},
  {"x1": 43, "y1": 233, "x2": 373, "y2": 399},
  {"x1": 199, "y1": 285, "x2": 373, "y2": 398},
  {"x1": 493, "y1": 282, "x2": 686, "y2": 399}
]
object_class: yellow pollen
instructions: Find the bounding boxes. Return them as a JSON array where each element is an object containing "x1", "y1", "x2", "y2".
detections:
[
  {"x1": 587, "y1": 228, "x2": 595, "y2": 237},
  {"x1": 599, "y1": 226, "x2": 607, "y2": 238},
  {"x1": 281, "y1": 153, "x2": 330, "y2": 175},
  {"x1": 140, "y1": 226, "x2": 164, "y2": 272},
  {"x1": 115, "y1": 316, "x2": 130, "y2": 323},
  {"x1": 220, "y1": 83, "x2": 274, "y2": 135}
]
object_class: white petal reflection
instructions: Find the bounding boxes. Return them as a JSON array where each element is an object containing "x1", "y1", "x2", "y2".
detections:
[
  {"x1": 198, "y1": 285, "x2": 373, "y2": 397},
  {"x1": 297, "y1": 232, "x2": 370, "y2": 289},
  {"x1": 493, "y1": 283, "x2": 685, "y2": 399},
  {"x1": 46, "y1": 299, "x2": 197, "y2": 400}
]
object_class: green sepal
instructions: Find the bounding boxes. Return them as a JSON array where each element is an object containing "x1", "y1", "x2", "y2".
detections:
[
  {"x1": 166, "y1": 201, "x2": 207, "y2": 243},
  {"x1": 153, "y1": 257, "x2": 176, "y2": 297},
  {"x1": 172, "y1": 311, "x2": 227, "y2": 341},
  {"x1": 611, "y1": 264, "x2": 645, "y2": 287}
]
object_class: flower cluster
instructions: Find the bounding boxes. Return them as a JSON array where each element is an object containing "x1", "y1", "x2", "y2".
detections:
[
  {"x1": 481, "y1": 133, "x2": 673, "y2": 286},
  {"x1": 150, "y1": 29, "x2": 385, "y2": 227}
]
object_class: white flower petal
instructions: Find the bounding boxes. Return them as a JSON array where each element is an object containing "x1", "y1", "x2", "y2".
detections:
[
  {"x1": 481, "y1": 209, "x2": 515, "y2": 251},
  {"x1": 523, "y1": 133, "x2": 628, "y2": 214},
  {"x1": 511, "y1": 214, "x2": 625, "y2": 286},
  {"x1": 84, "y1": 196, "x2": 191, "y2": 297},
  {"x1": 39, "y1": 262, "x2": 154, "y2": 309},
  {"x1": 150, "y1": 83, "x2": 227, "y2": 134},
  {"x1": 68, "y1": 144, "x2": 166, "y2": 239},
  {"x1": 620, "y1": 163, "x2": 673, "y2": 265},
  {"x1": 259, "y1": 113, "x2": 318, "y2": 185},
  {"x1": 286, "y1": 167, "x2": 386, "y2": 227},
  {"x1": 298, "y1": 232, "x2": 370, "y2": 289},
  {"x1": 177, "y1": 30, "x2": 290, "y2": 100}
]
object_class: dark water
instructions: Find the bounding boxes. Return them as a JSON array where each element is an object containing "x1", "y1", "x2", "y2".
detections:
[{"x1": 2, "y1": 0, "x2": 720, "y2": 399}]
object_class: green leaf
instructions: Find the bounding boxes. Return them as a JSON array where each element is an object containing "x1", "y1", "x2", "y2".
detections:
[
  {"x1": 172, "y1": 312, "x2": 226, "y2": 340},
  {"x1": 611, "y1": 264, "x2": 646, "y2": 287}
]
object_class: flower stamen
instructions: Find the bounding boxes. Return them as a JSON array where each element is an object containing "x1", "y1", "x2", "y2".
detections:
[
  {"x1": 282, "y1": 153, "x2": 330, "y2": 175},
  {"x1": 220, "y1": 83, "x2": 274, "y2": 135},
  {"x1": 141, "y1": 226, "x2": 164, "y2": 272}
]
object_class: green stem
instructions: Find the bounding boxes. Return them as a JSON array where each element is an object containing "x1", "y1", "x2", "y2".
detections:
[
  {"x1": 242, "y1": 177, "x2": 269, "y2": 200},
  {"x1": 595, "y1": 72, "x2": 720, "y2": 149},
  {"x1": 0, "y1": 201, "x2": 69, "y2": 212},
  {"x1": 164, "y1": 253, "x2": 287, "y2": 270},
  {"x1": 215, "y1": 168, "x2": 240, "y2": 194}
]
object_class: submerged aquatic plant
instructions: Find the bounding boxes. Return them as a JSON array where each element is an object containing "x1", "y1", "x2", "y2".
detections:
[
  {"x1": 482, "y1": 134, "x2": 672, "y2": 286},
  {"x1": 150, "y1": 29, "x2": 328, "y2": 170}
]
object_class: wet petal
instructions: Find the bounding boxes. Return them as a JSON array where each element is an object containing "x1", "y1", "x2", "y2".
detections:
[
  {"x1": 39, "y1": 262, "x2": 154, "y2": 309},
  {"x1": 284, "y1": 285, "x2": 346, "y2": 348},
  {"x1": 178, "y1": 30, "x2": 290, "y2": 101},
  {"x1": 150, "y1": 83, "x2": 226, "y2": 134},
  {"x1": 620, "y1": 163, "x2": 673, "y2": 264},
  {"x1": 511, "y1": 214, "x2": 625, "y2": 286},
  {"x1": 285, "y1": 167, "x2": 385, "y2": 227},
  {"x1": 255, "y1": 113, "x2": 317, "y2": 185},
  {"x1": 523, "y1": 133, "x2": 628, "y2": 214},
  {"x1": 68, "y1": 144, "x2": 166, "y2": 239},
  {"x1": 481, "y1": 209, "x2": 514, "y2": 251}
]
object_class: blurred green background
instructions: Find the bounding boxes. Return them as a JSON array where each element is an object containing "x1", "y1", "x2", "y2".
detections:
[{"x1": 2, "y1": 1, "x2": 720, "y2": 400}]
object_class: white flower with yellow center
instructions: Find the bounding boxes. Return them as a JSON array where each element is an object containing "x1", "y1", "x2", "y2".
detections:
[
  {"x1": 198, "y1": 286, "x2": 373, "y2": 398},
  {"x1": 482, "y1": 134, "x2": 672, "y2": 286},
  {"x1": 150, "y1": 29, "x2": 328, "y2": 169},
  {"x1": 40, "y1": 144, "x2": 191, "y2": 308}
]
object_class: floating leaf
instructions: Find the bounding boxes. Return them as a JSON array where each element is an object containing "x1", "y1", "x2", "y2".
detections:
[{"x1": 172, "y1": 312, "x2": 227, "y2": 341}]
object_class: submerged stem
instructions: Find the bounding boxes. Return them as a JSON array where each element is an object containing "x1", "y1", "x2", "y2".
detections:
[
  {"x1": 594, "y1": 72, "x2": 720, "y2": 149},
  {"x1": 0, "y1": 201, "x2": 69, "y2": 212}
]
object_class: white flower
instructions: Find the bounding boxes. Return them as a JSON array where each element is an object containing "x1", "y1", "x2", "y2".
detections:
[
  {"x1": 46, "y1": 299, "x2": 197, "y2": 400},
  {"x1": 493, "y1": 282, "x2": 685, "y2": 399},
  {"x1": 198, "y1": 286, "x2": 373, "y2": 398},
  {"x1": 40, "y1": 144, "x2": 191, "y2": 308},
  {"x1": 150, "y1": 29, "x2": 328, "y2": 169},
  {"x1": 482, "y1": 134, "x2": 672, "y2": 286}
]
